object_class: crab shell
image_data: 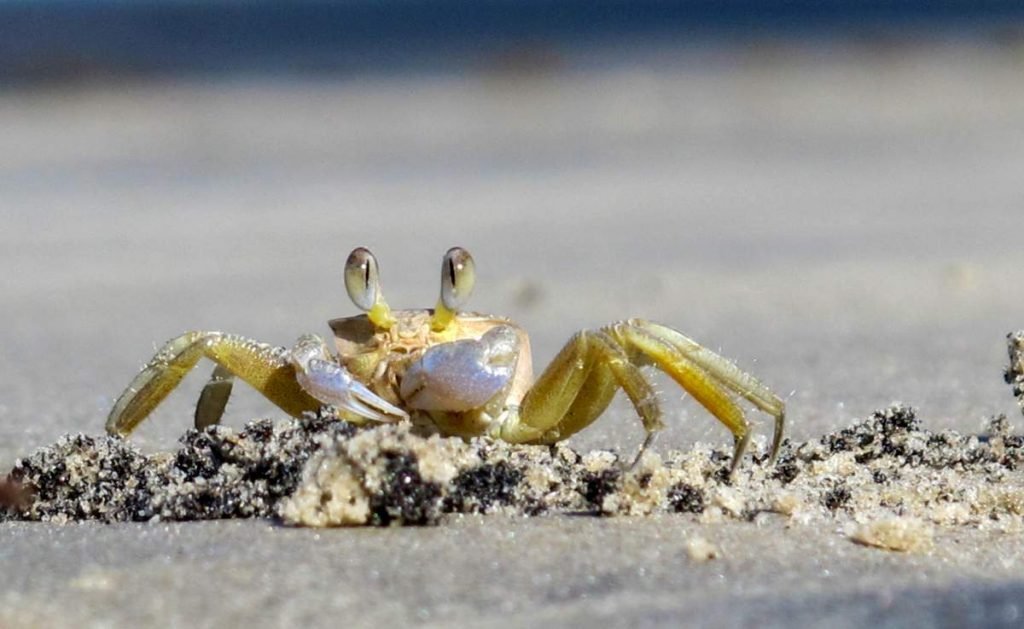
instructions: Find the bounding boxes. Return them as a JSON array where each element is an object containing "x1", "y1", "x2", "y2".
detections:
[{"x1": 328, "y1": 310, "x2": 534, "y2": 438}]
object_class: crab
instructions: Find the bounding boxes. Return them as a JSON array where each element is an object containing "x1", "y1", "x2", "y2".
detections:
[{"x1": 107, "y1": 247, "x2": 786, "y2": 472}]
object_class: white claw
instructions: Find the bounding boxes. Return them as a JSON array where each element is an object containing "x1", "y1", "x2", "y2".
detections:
[
  {"x1": 290, "y1": 335, "x2": 408, "y2": 422},
  {"x1": 400, "y1": 326, "x2": 518, "y2": 412}
]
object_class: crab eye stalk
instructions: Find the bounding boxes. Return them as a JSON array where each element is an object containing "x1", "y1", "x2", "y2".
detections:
[
  {"x1": 344, "y1": 247, "x2": 380, "y2": 311},
  {"x1": 441, "y1": 247, "x2": 476, "y2": 310},
  {"x1": 432, "y1": 247, "x2": 475, "y2": 332},
  {"x1": 344, "y1": 247, "x2": 395, "y2": 329}
]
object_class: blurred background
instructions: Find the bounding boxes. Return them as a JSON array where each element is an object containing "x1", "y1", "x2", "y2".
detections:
[{"x1": 2, "y1": 1, "x2": 1024, "y2": 463}]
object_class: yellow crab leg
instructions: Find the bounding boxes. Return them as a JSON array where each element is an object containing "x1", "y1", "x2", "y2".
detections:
[
  {"x1": 540, "y1": 361, "x2": 618, "y2": 441},
  {"x1": 499, "y1": 331, "x2": 662, "y2": 448},
  {"x1": 501, "y1": 321, "x2": 781, "y2": 473},
  {"x1": 607, "y1": 324, "x2": 751, "y2": 470},
  {"x1": 498, "y1": 332, "x2": 593, "y2": 444},
  {"x1": 637, "y1": 321, "x2": 784, "y2": 416},
  {"x1": 586, "y1": 330, "x2": 663, "y2": 433},
  {"x1": 195, "y1": 364, "x2": 235, "y2": 430},
  {"x1": 623, "y1": 320, "x2": 786, "y2": 463},
  {"x1": 106, "y1": 332, "x2": 321, "y2": 436}
]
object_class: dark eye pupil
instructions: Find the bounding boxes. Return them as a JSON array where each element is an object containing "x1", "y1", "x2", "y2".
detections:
[{"x1": 447, "y1": 258, "x2": 457, "y2": 289}]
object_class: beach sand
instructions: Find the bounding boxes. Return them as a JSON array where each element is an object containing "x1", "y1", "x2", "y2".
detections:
[{"x1": 2, "y1": 40, "x2": 1024, "y2": 626}]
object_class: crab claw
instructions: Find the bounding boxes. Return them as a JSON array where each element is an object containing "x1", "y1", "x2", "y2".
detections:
[
  {"x1": 400, "y1": 326, "x2": 518, "y2": 412},
  {"x1": 289, "y1": 334, "x2": 408, "y2": 422}
]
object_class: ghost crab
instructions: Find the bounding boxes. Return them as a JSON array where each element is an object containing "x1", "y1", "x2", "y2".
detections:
[{"x1": 107, "y1": 247, "x2": 786, "y2": 472}]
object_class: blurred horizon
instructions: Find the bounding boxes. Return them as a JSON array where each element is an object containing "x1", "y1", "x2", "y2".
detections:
[{"x1": 2, "y1": 0, "x2": 1024, "y2": 85}]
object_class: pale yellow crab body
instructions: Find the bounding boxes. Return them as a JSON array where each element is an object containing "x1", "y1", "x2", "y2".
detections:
[
  {"x1": 107, "y1": 247, "x2": 786, "y2": 473},
  {"x1": 328, "y1": 310, "x2": 533, "y2": 439}
]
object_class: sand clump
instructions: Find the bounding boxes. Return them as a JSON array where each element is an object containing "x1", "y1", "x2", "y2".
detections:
[
  {"x1": 2, "y1": 413, "x2": 358, "y2": 523},
  {"x1": 684, "y1": 536, "x2": 721, "y2": 561},
  {"x1": 3, "y1": 333, "x2": 1024, "y2": 547},
  {"x1": 850, "y1": 517, "x2": 935, "y2": 553},
  {"x1": 3, "y1": 405, "x2": 1023, "y2": 541},
  {"x1": 281, "y1": 422, "x2": 470, "y2": 526}
]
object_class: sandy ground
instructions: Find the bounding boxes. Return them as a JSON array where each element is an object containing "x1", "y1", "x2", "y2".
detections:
[{"x1": 2, "y1": 40, "x2": 1024, "y2": 626}]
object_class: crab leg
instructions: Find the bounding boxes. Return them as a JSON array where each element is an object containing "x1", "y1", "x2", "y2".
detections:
[
  {"x1": 627, "y1": 320, "x2": 786, "y2": 463},
  {"x1": 107, "y1": 332, "x2": 322, "y2": 436},
  {"x1": 499, "y1": 321, "x2": 784, "y2": 473},
  {"x1": 498, "y1": 330, "x2": 663, "y2": 454},
  {"x1": 195, "y1": 364, "x2": 235, "y2": 430},
  {"x1": 108, "y1": 331, "x2": 410, "y2": 436},
  {"x1": 606, "y1": 323, "x2": 752, "y2": 471}
]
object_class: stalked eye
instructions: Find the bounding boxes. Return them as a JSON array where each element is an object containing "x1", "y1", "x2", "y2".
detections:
[
  {"x1": 440, "y1": 246, "x2": 476, "y2": 311},
  {"x1": 344, "y1": 247, "x2": 381, "y2": 311}
]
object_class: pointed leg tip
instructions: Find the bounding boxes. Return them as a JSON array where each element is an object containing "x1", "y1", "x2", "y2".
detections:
[
  {"x1": 729, "y1": 430, "x2": 751, "y2": 476},
  {"x1": 626, "y1": 431, "x2": 658, "y2": 471},
  {"x1": 767, "y1": 409, "x2": 786, "y2": 466},
  {"x1": 104, "y1": 421, "x2": 130, "y2": 438}
]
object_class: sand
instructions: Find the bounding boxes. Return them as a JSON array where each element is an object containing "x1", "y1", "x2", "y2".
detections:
[
  {"x1": 6, "y1": 397, "x2": 1024, "y2": 535},
  {"x1": 2, "y1": 39, "x2": 1024, "y2": 626}
]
